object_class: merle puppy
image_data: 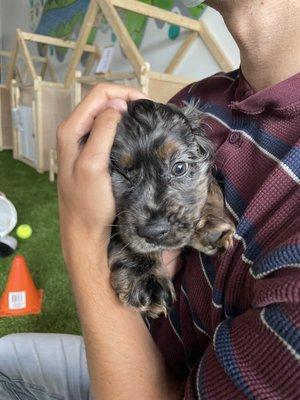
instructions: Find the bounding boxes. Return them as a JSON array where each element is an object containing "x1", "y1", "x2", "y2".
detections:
[{"x1": 109, "y1": 99, "x2": 235, "y2": 318}]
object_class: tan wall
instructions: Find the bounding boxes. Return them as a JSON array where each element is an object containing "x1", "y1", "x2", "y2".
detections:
[
  {"x1": 0, "y1": 85, "x2": 12, "y2": 150},
  {"x1": 41, "y1": 84, "x2": 71, "y2": 170}
]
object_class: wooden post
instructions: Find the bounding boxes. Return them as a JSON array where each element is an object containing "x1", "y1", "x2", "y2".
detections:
[
  {"x1": 34, "y1": 76, "x2": 44, "y2": 172},
  {"x1": 96, "y1": 0, "x2": 147, "y2": 78},
  {"x1": 17, "y1": 29, "x2": 38, "y2": 81},
  {"x1": 21, "y1": 31, "x2": 97, "y2": 53},
  {"x1": 49, "y1": 149, "x2": 57, "y2": 182},
  {"x1": 10, "y1": 80, "x2": 20, "y2": 159},
  {"x1": 73, "y1": 70, "x2": 82, "y2": 107},
  {"x1": 65, "y1": 0, "x2": 99, "y2": 88},
  {"x1": 199, "y1": 20, "x2": 233, "y2": 72},
  {"x1": 139, "y1": 62, "x2": 150, "y2": 95}
]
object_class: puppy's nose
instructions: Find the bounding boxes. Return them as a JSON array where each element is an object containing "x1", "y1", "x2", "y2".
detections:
[{"x1": 137, "y1": 219, "x2": 170, "y2": 242}]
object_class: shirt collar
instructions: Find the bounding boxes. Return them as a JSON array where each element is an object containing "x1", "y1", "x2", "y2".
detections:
[{"x1": 229, "y1": 68, "x2": 300, "y2": 115}]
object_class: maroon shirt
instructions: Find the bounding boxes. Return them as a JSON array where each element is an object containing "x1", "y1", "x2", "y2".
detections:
[{"x1": 149, "y1": 70, "x2": 300, "y2": 399}]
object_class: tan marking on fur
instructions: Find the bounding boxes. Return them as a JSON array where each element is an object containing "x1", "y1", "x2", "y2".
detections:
[
  {"x1": 190, "y1": 179, "x2": 236, "y2": 255},
  {"x1": 119, "y1": 154, "x2": 134, "y2": 169},
  {"x1": 156, "y1": 140, "x2": 178, "y2": 160}
]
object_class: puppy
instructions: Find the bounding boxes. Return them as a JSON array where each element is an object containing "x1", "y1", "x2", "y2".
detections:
[{"x1": 109, "y1": 99, "x2": 235, "y2": 318}]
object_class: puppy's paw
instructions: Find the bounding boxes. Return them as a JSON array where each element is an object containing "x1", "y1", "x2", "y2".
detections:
[
  {"x1": 137, "y1": 274, "x2": 176, "y2": 318},
  {"x1": 111, "y1": 269, "x2": 176, "y2": 318},
  {"x1": 191, "y1": 221, "x2": 235, "y2": 256},
  {"x1": 206, "y1": 222, "x2": 235, "y2": 254}
]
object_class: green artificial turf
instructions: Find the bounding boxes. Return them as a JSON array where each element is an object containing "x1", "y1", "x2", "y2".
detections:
[{"x1": 0, "y1": 151, "x2": 81, "y2": 337}]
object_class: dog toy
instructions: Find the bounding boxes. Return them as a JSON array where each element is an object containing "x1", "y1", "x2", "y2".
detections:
[{"x1": 16, "y1": 224, "x2": 32, "y2": 239}]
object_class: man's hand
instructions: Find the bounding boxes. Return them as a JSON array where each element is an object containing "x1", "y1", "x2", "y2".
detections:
[
  {"x1": 56, "y1": 83, "x2": 180, "y2": 400},
  {"x1": 57, "y1": 83, "x2": 147, "y2": 259}
]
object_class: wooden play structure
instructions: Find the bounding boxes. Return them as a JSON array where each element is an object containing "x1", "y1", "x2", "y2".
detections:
[
  {"x1": 67, "y1": 0, "x2": 234, "y2": 106},
  {"x1": 0, "y1": 49, "x2": 58, "y2": 151},
  {"x1": 2, "y1": 0, "x2": 235, "y2": 180},
  {"x1": 6, "y1": 29, "x2": 99, "y2": 172}
]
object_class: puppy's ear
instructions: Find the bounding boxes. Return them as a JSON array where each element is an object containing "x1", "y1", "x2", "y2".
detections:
[
  {"x1": 180, "y1": 100, "x2": 214, "y2": 160},
  {"x1": 127, "y1": 99, "x2": 156, "y2": 116},
  {"x1": 126, "y1": 99, "x2": 157, "y2": 129},
  {"x1": 180, "y1": 100, "x2": 204, "y2": 130}
]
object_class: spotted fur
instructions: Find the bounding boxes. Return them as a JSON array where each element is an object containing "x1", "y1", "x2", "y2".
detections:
[{"x1": 108, "y1": 99, "x2": 235, "y2": 317}]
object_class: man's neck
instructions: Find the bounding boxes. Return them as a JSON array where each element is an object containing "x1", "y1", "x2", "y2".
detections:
[{"x1": 207, "y1": 0, "x2": 300, "y2": 91}]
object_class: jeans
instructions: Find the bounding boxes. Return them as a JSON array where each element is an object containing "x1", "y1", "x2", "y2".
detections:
[{"x1": 0, "y1": 333, "x2": 91, "y2": 400}]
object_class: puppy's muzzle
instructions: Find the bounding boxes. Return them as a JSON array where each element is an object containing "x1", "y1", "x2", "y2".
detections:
[{"x1": 137, "y1": 217, "x2": 170, "y2": 243}]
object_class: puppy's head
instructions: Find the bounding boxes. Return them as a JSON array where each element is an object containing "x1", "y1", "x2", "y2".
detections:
[{"x1": 110, "y1": 99, "x2": 213, "y2": 253}]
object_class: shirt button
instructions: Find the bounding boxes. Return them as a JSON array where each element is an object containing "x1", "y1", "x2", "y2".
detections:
[{"x1": 228, "y1": 132, "x2": 241, "y2": 144}]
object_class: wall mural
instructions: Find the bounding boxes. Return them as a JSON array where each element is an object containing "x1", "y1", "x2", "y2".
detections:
[{"x1": 29, "y1": 0, "x2": 206, "y2": 62}]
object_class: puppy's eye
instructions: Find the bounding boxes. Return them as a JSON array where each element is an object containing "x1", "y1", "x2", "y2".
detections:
[{"x1": 172, "y1": 162, "x2": 188, "y2": 176}]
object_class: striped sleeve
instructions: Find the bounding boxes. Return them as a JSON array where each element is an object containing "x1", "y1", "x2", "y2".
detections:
[{"x1": 183, "y1": 300, "x2": 300, "y2": 400}]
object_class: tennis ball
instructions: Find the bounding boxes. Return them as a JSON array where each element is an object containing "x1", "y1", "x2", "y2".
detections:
[{"x1": 16, "y1": 224, "x2": 32, "y2": 239}]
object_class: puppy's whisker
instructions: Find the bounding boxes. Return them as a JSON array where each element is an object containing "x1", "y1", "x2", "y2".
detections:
[
  {"x1": 120, "y1": 242, "x2": 130, "y2": 252},
  {"x1": 108, "y1": 232, "x2": 120, "y2": 241},
  {"x1": 113, "y1": 242, "x2": 131, "y2": 257}
]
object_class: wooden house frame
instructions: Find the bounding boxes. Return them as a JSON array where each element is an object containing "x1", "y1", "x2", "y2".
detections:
[
  {"x1": 49, "y1": 0, "x2": 235, "y2": 181},
  {"x1": 68, "y1": 0, "x2": 235, "y2": 105},
  {"x1": 6, "y1": 29, "x2": 99, "y2": 172},
  {"x1": 0, "y1": 49, "x2": 58, "y2": 151}
]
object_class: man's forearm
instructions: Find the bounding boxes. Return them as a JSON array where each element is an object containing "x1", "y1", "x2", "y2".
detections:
[{"x1": 63, "y1": 227, "x2": 180, "y2": 400}]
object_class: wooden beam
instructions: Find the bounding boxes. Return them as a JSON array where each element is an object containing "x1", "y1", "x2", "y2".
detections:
[
  {"x1": 17, "y1": 29, "x2": 38, "y2": 81},
  {"x1": 165, "y1": 31, "x2": 198, "y2": 74},
  {"x1": 21, "y1": 31, "x2": 97, "y2": 53},
  {"x1": 65, "y1": 0, "x2": 99, "y2": 87},
  {"x1": 79, "y1": 71, "x2": 136, "y2": 84},
  {"x1": 97, "y1": 0, "x2": 147, "y2": 77},
  {"x1": 41, "y1": 81, "x2": 64, "y2": 88},
  {"x1": 199, "y1": 20, "x2": 233, "y2": 72},
  {"x1": 111, "y1": 0, "x2": 201, "y2": 32}
]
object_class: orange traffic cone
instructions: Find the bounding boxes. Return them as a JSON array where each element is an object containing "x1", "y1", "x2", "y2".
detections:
[{"x1": 0, "y1": 255, "x2": 43, "y2": 317}]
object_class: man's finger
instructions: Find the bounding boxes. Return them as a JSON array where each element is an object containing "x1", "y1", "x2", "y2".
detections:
[
  {"x1": 57, "y1": 84, "x2": 146, "y2": 173},
  {"x1": 78, "y1": 107, "x2": 122, "y2": 170},
  {"x1": 62, "y1": 84, "x2": 147, "y2": 141}
]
